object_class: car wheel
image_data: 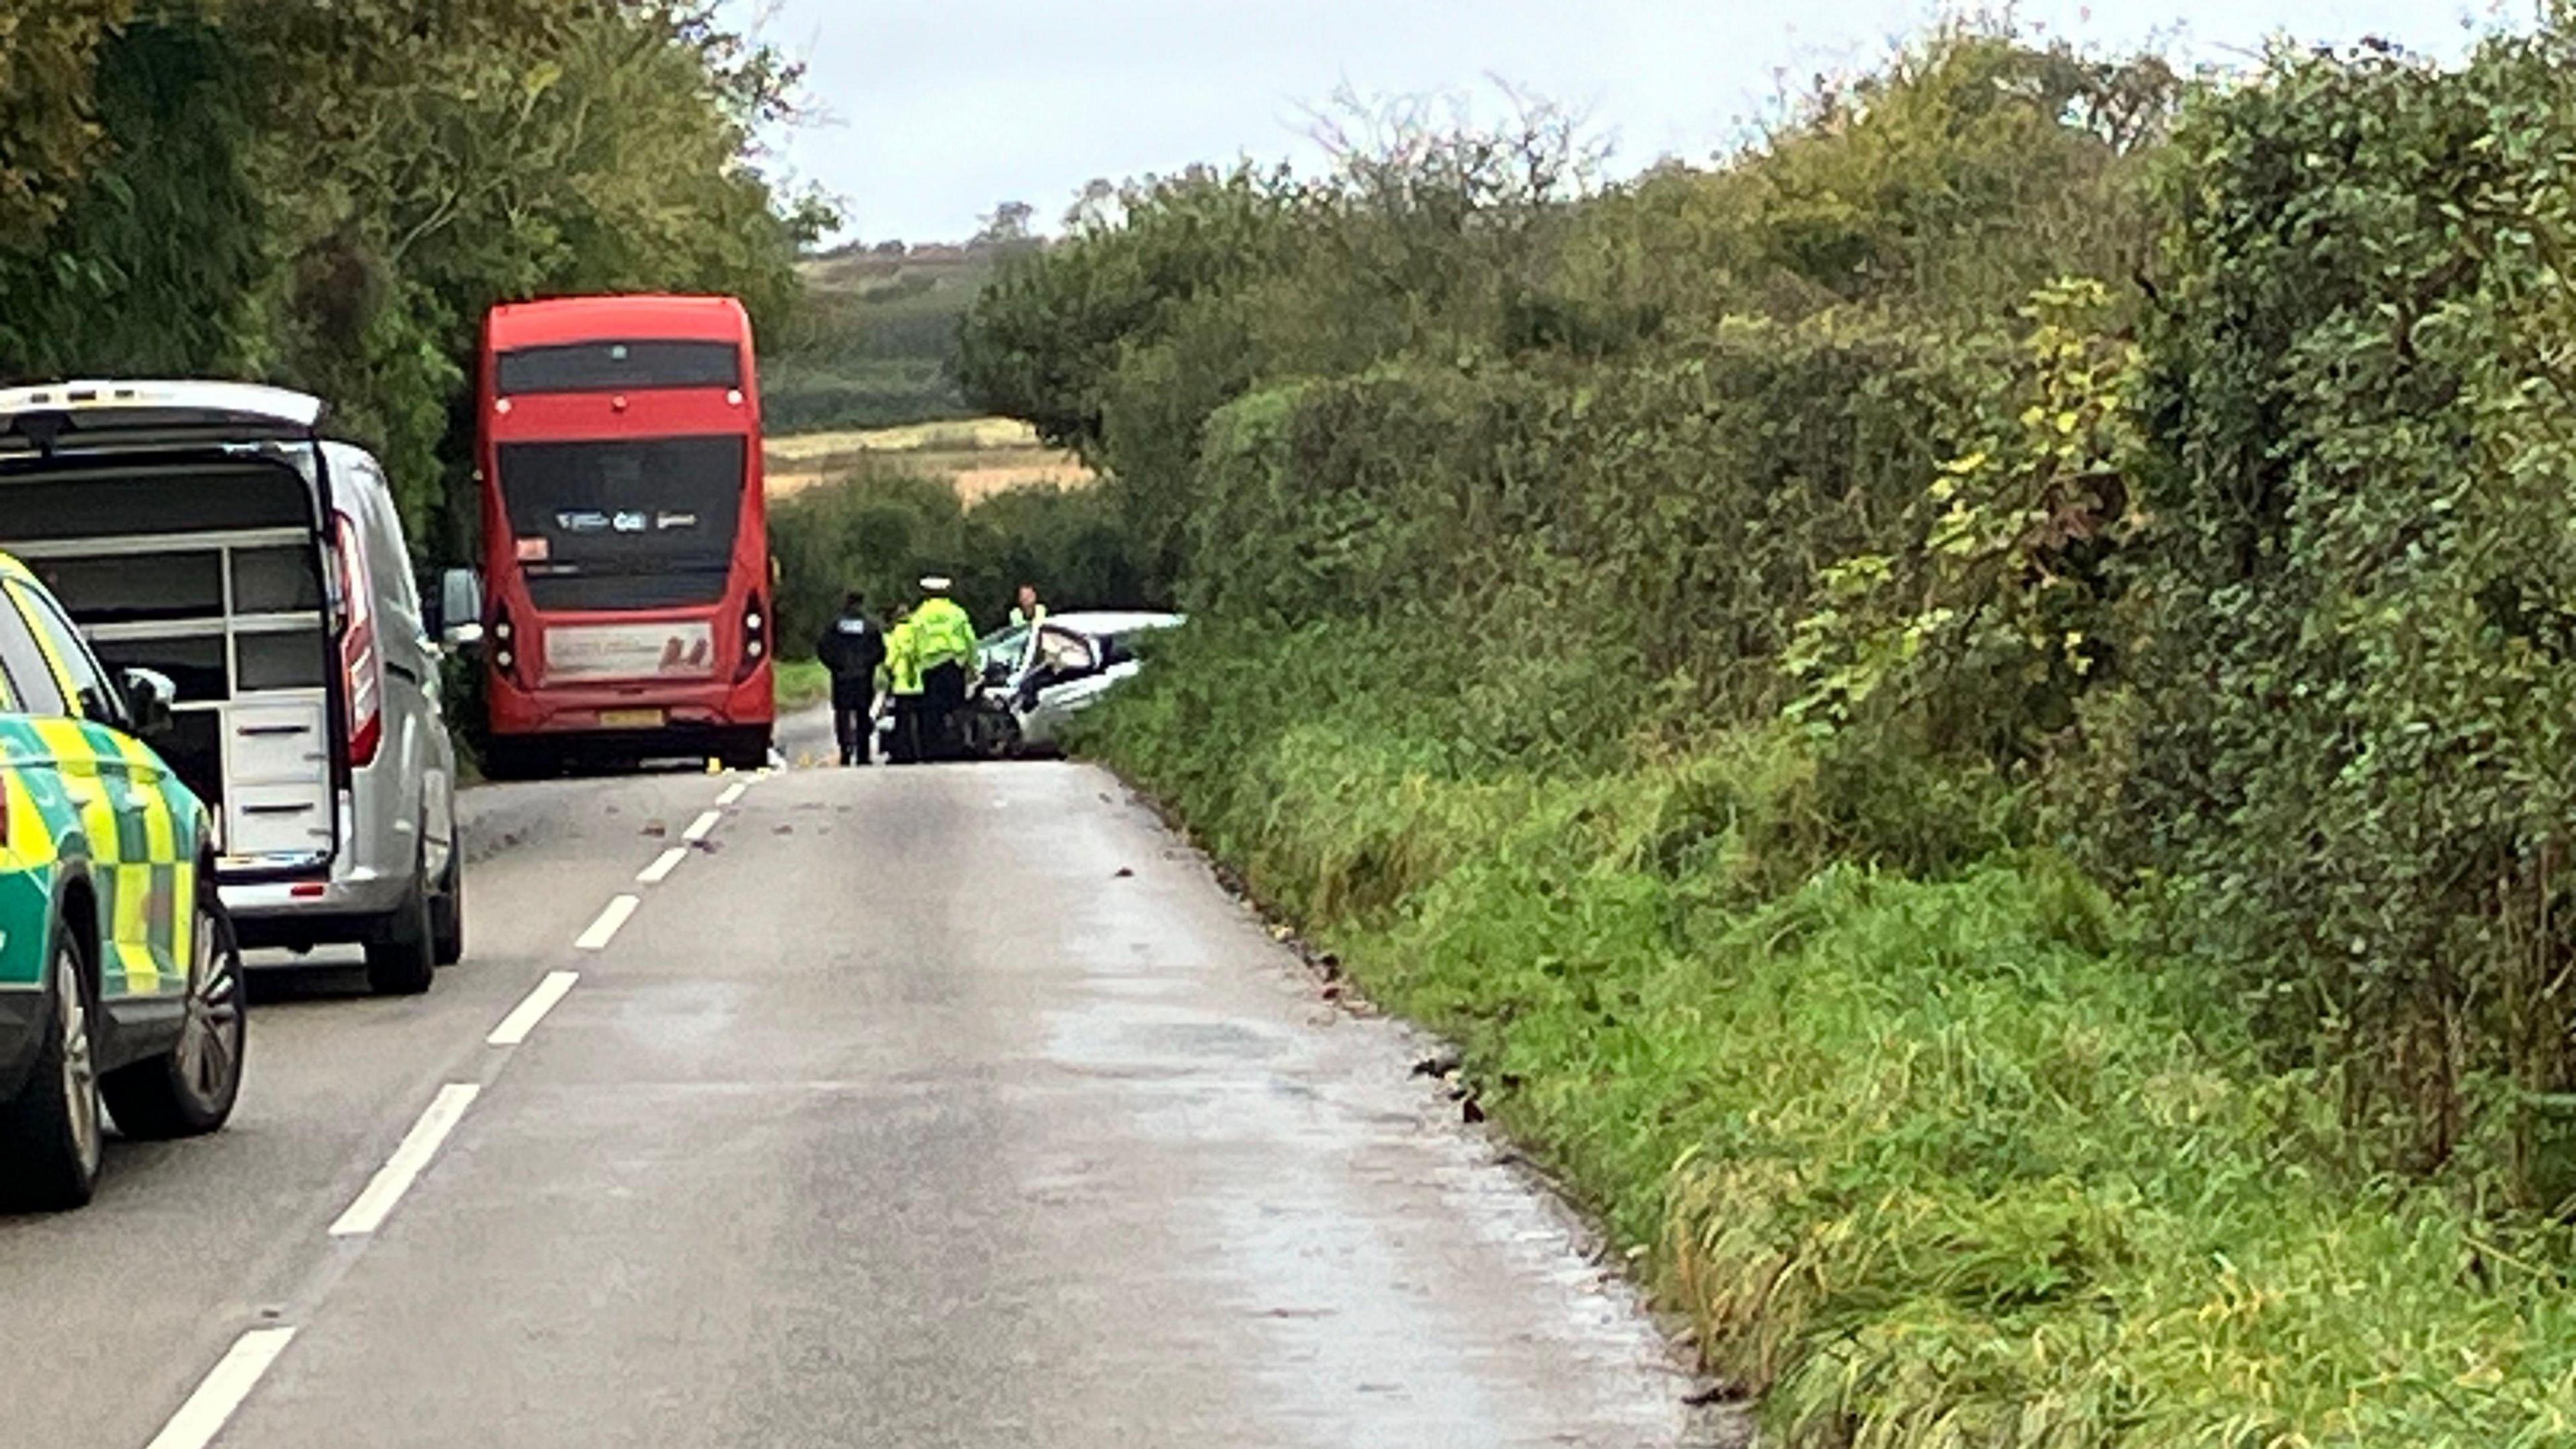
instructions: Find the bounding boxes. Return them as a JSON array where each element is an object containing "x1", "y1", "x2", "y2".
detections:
[
  {"x1": 429, "y1": 839, "x2": 465, "y2": 968},
  {"x1": 965, "y1": 704, "x2": 1020, "y2": 761},
  {"x1": 0, "y1": 924, "x2": 105, "y2": 1210},
  {"x1": 365, "y1": 851, "x2": 436, "y2": 998},
  {"x1": 103, "y1": 858, "x2": 245, "y2": 1140}
]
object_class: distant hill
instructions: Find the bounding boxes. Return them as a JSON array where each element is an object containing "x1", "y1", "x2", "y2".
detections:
[{"x1": 762, "y1": 239, "x2": 1024, "y2": 433}]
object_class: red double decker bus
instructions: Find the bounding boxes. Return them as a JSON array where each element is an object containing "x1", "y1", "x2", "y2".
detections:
[{"x1": 475, "y1": 295, "x2": 774, "y2": 776}]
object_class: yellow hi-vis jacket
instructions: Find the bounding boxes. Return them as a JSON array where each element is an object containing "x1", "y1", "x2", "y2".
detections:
[
  {"x1": 910, "y1": 596, "x2": 978, "y2": 671},
  {"x1": 879, "y1": 620, "x2": 925, "y2": 696}
]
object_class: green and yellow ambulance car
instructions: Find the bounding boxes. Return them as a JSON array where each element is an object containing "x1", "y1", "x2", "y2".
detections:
[{"x1": 0, "y1": 551, "x2": 243, "y2": 1211}]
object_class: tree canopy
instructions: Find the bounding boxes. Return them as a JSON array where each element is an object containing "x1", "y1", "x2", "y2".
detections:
[{"x1": 0, "y1": 0, "x2": 826, "y2": 550}]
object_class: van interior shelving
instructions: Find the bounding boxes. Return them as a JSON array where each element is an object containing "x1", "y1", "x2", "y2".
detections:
[{"x1": 1, "y1": 462, "x2": 335, "y2": 870}]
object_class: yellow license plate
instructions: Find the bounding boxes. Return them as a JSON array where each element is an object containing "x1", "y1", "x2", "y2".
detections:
[{"x1": 599, "y1": 708, "x2": 665, "y2": 730}]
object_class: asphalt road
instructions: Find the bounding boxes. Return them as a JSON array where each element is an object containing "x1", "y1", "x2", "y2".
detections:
[{"x1": 0, "y1": 720, "x2": 1728, "y2": 1448}]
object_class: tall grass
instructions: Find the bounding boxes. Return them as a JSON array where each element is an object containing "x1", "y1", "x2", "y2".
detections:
[
  {"x1": 1083, "y1": 623, "x2": 2576, "y2": 1447},
  {"x1": 772, "y1": 657, "x2": 829, "y2": 713}
]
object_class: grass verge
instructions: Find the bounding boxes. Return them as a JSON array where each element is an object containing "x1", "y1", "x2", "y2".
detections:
[
  {"x1": 773, "y1": 658, "x2": 830, "y2": 714},
  {"x1": 1078, "y1": 623, "x2": 2576, "y2": 1448}
]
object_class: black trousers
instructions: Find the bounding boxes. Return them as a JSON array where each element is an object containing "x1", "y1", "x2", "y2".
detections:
[
  {"x1": 920, "y1": 661, "x2": 968, "y2": 761},
  {"x1": 888, "y1": 696, "x2": 922, "y2": 764},
  {"x1": 833, "y1": 704, "x2": 873, "y2": 765}
]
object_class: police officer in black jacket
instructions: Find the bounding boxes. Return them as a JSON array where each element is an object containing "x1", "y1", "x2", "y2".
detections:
[{"x1": 816, "y1": 591, "x2": 888, "y2": 765}]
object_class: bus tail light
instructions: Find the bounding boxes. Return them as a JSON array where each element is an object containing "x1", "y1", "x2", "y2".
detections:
[
  {"x1": 491, "y1": 605, "x2": 522, "y2": 686},
  {"x1": 331, "y1": 517, "x2": 384, "y2": 769},
  {"x1": 737, "y1": 594, "x2": 767, "y2": 682}
]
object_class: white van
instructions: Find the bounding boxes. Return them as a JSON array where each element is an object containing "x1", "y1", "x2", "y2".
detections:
[{"x1": 0, "y1": 383, "x2": 463, "y2": 995}]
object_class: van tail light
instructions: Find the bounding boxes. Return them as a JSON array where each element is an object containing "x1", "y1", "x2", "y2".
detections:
[
  {"x1": 331, "y1": 516, "x2": 384, "y2": 769},
  {"x1": 736, "y1": 593, "x2": 767, "y2": 682}
]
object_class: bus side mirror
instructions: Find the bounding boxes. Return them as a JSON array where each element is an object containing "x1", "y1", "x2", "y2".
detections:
[{"x1": 437, "y1": 568, "x2": 486, "y2": 651}]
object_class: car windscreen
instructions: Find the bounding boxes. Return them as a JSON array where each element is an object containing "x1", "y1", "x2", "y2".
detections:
[
  {"x1": 494, "y1": 341, "x2": 741, "y2": 396},
  {"x1": 496, "y1": 435, "x2": 744, "y2": 610}
]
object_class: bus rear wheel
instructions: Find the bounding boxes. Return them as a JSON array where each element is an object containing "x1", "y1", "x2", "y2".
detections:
[
  {"x1": 718, "y1": 727, "x2": 771, "y2": 773},
  {"x1": 480, "y1": 741, "x2": 555, "y2": 782}
]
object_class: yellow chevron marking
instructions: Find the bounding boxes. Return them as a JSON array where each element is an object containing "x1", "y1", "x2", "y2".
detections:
[
  {"x1": 0, "y1": 769, "x2": 44, "y2": 868},
  {"x1": 113, "y1": 862, "x2": 158, "y2": 995},
  {"x1": 172, "y1": 859, "x2": 195, "y2": 983},
  {"x1": 30, "y1": 718, "x2": 89, "y2": 769},
  {"x1": 115, "y1": 941, "x2": 158, "y2": 996},
  {"x1": 127, "y1": 757, "x2": 177, "y2": 865}
]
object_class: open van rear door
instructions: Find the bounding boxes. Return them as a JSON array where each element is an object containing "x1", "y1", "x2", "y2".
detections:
[{"x1": 0, "y1": 382, "x2": 343, "y2": 881}]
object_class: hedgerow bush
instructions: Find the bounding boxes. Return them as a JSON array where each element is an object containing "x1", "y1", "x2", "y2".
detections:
[
  {"x1": 977, "y1": 16, "x2": 2576, "y2": 1444},
  {"x1": 771, "y1": 464, "x2": 1152, "y2": 654},
  {"x1": 2118, "y1": 26, "x2": 2576, "y2": 1183}
]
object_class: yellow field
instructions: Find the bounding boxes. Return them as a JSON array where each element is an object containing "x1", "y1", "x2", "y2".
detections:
[{"x1": 765, "y1": 418, "x2": 1092, "y2": 502}]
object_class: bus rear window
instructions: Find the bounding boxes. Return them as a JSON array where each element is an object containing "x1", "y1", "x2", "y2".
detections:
[
  {"x1": 496, "y1": 436, "x2": 745, "y2": 610},
  {"x1": 495, "y1": 341, "x2": 742, "y2": 396}
]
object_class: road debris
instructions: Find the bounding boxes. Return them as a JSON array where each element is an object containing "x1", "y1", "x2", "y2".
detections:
[{"x1": 1411, "y1": 1048, "x2": 1462, "y2": 1079}]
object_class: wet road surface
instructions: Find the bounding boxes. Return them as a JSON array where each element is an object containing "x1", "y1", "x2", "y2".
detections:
[{"x1": 2, "y1": 733, "x2": 1729, "y2": 1448}]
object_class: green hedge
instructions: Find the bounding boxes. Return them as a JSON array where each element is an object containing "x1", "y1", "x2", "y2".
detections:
[
  {"x1": 770, "y1": 466, "x2": 1154, "y2": 656},
  {"x1": 2120, "y1": 30, "x2": 2576, "y2": 1178},
  {"x1": 962, "y1": 18, "x2": 2576, "y2": 1444},
  {"x1": 1083, "y1": 625, "x2": 2576, "y2": 1446}
]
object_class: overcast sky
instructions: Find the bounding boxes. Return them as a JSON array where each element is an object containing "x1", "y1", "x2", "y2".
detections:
[{"x1": 732, "y1": 0, "x2": 2509, "y2": 244}]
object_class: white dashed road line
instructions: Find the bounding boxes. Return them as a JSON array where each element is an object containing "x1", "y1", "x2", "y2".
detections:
[
  {"x1": 576, "y1": 894, "x2": 640, "y2": 951},
  {"x1": 142, "y1": 772, "x2": 764, "y2": 1448},
  {"x1": 486, "y1": 971, "x2": 580, "y2": 1047},
  {"x1": 328, "y1": 1083, "x2": 482, "y2": 1238},
  {"x1": 146, "y1": 1327, "x2": 299, "y2": 1449}
]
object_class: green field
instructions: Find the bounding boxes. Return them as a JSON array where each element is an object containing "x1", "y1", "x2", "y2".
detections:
[
  {"x1": 765, "y1": 417, "x2": 1089, "y2": 502},
  {"x1": 761, "y1": 245, "x2": 1003, "y2": 433}
]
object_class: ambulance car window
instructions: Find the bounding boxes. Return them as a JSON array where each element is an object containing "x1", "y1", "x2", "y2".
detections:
[
  {"x1": 0, "y1": 588, "x2": 70, "y2": 718},
  {"x1": 12, "y1": 583, "x2": 123, "y2": 728}
]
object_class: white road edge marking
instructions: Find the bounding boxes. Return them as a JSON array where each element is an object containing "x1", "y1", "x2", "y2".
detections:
[
  {"x1": 486, "y1": 971, "x2": 580, "y2": 1047},
  {"x1": 716, "y1": 781, "x2": 748, "y2": 807},
  {"x1": 637, "y1": 847, "x2": 688, "y2": 885},
  {"x1": 576, "y1": 895, "x2": 641, "y2": 951},
  {"x1": 682, "y1": 810, "x2": 724, "y2": 844},
  {"x1": 327, "y1": 1084, "x2": 481, "y2": 1238},
  {"x1": 145, "y1": 1326, "x2": 299, "y2": 1449}
]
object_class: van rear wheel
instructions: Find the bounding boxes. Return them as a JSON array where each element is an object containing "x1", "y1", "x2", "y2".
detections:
[
  {"x1": 366, "y1": 854, "x2": 437, "y2": 997},
  {"x1": 429, "y1": 843, "x2": 464, "y2": 967}
]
